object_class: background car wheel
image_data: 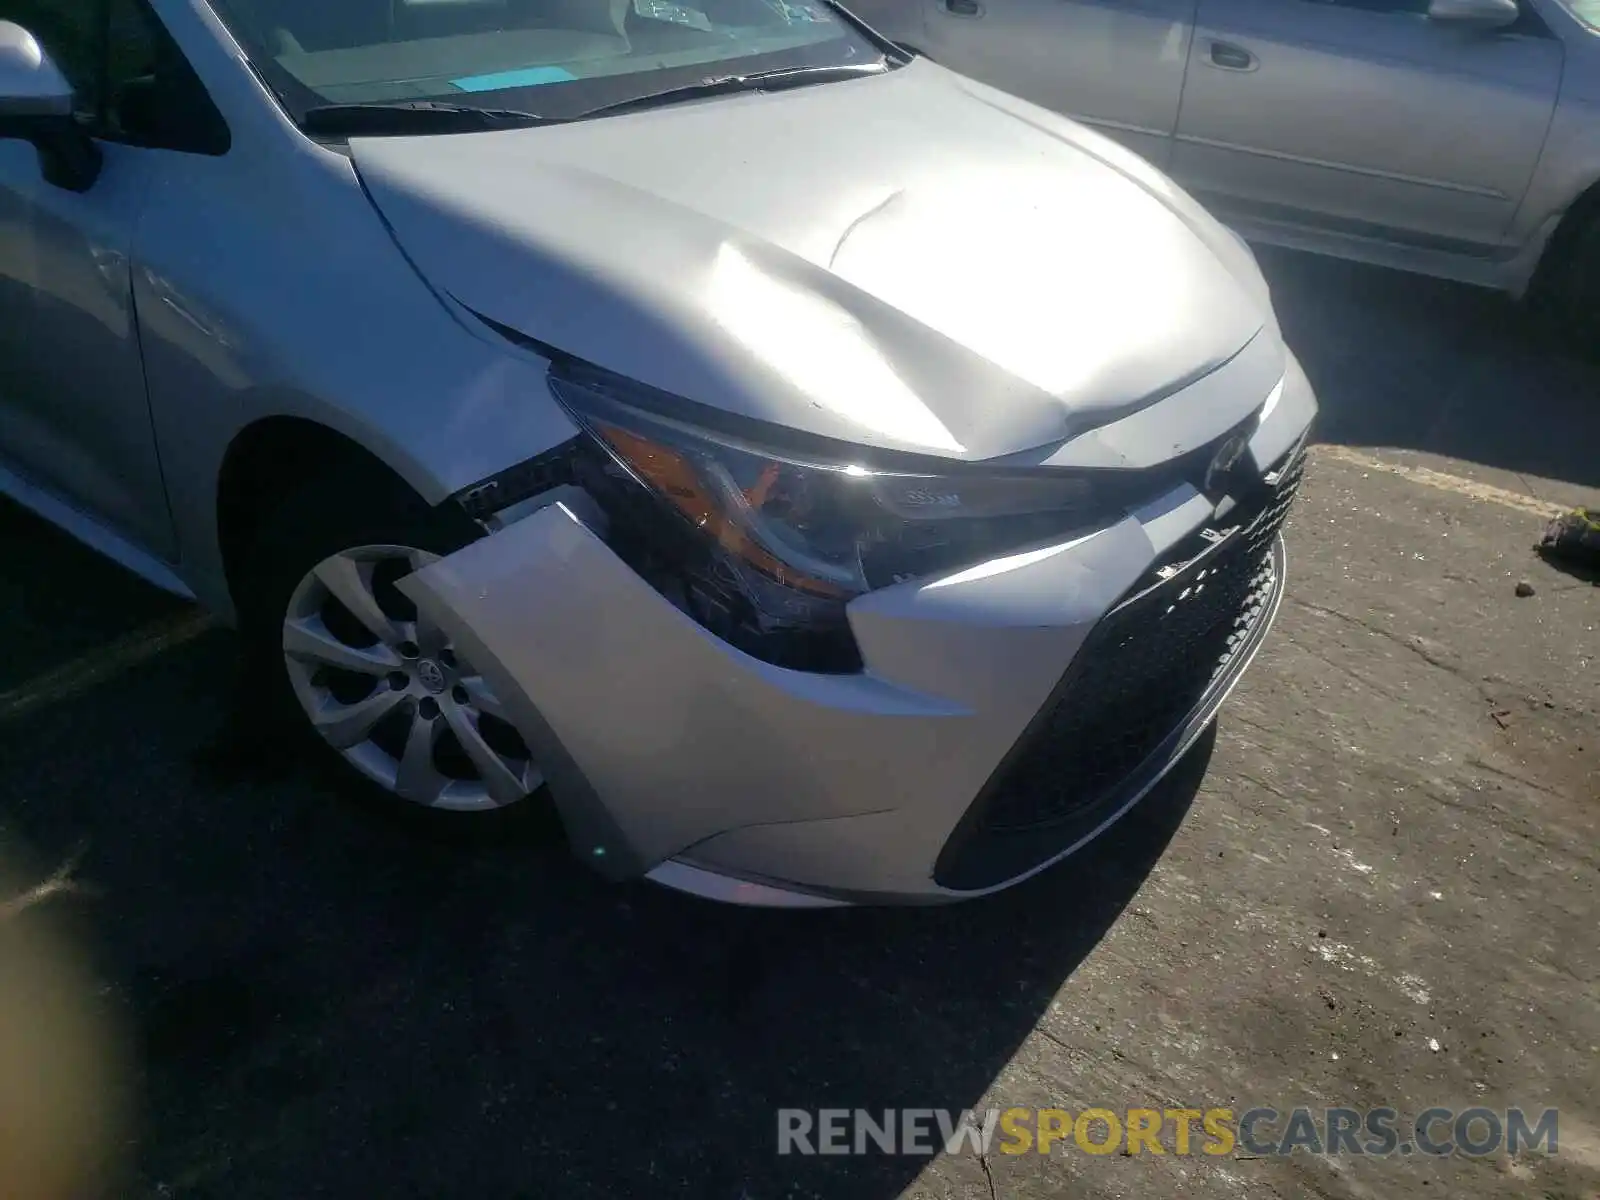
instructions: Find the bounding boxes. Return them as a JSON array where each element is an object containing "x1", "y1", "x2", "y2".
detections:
[
  {"x1": 1534, "y1": 207, "x2": 1600, "y2": 356},
  {"x1": 236, "y1": 472, "x2": 543, "y2": 814}
]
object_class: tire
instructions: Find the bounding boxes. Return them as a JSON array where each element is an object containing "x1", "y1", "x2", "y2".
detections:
[
  {"x1": 232, "y1": 466, "x2": 545, "y2": 817},
  {"x1": 1535, "y1": 208, "x2": 1600, "y2": 357}
]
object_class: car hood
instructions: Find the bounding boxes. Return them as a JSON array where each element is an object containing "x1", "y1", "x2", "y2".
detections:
[{"x1": 351, "y1": 60, "x2": 1281, "y2": 462}]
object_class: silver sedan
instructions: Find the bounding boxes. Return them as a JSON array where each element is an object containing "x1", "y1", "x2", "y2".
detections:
[
  {"x1": 0, "y1": 0, "x2": 1313, "y2": 905},
  {"x1": 849, "y1": 0, "x2": 1600, "y2": 340}
]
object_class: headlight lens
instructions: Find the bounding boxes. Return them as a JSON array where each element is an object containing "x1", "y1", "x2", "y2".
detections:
[{"x1": 549, "y1": 364, "x2": 1118, "y2": 670}]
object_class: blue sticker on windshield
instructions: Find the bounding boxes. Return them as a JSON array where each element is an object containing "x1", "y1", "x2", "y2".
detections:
[{"x1": 452, "y1": 65, "x2": 577, "y2": 92}]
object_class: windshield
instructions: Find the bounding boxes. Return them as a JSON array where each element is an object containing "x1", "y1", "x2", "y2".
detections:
[{"x1": 205, "y1": 0, "x2": 888, "y2": 124}]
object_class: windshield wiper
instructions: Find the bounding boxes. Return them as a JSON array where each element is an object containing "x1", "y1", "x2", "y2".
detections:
[
  {"x1": 300, "y1": 101, "x2": 556, "y2": 137},
  {"x1": 572, "y1": 62, "x2": 889, "y2": 120}
]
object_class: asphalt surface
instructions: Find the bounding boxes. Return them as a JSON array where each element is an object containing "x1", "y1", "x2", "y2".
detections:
[{"x1": 0, "y1": 247, "x2": 1596, "y2": 1200}]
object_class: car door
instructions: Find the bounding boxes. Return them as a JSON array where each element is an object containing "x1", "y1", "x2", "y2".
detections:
[
  {"x1": 916, "y1": 0, "x2": 1200, "y2": 167},
  {"x1": 0, "y1": 0, "x2": 179, "y2": 558},
  {"x1": 1170, "y1": 0, "x2": 1564, "y2": 252}
]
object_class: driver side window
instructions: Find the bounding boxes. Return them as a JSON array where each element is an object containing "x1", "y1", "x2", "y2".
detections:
[{"x1": 102, "y1": 0, "x2": 230, "y2": 153}]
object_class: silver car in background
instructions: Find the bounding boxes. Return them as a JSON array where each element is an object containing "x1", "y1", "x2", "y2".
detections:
[
  {"x1": 849, "y1": 0, "x2": 1600, "y2": 340},
  {"x1": 0, "y1": 0, "x2": 1314, "y2": 905}
]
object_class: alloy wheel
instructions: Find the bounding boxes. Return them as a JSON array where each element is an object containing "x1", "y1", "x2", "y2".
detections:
[{"x1": 281, "y1": 544, "x2": 541, "y2": 810}]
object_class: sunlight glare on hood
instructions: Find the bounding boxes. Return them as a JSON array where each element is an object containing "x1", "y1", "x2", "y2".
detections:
[
  {"x1": 829, "y1": 169, "x2": 1202, "y2": 400},
  {"x1": 706, "y1": 243, "x2": 965, "y2": 454}
]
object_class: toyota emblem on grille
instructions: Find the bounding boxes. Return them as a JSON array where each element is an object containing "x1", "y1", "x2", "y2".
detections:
[
  {"x1": 417, "y1": 659, "x2": 447, "y2": 694},
  {"x1": 1205, "y1": 434, "x2": 1253, "y2": 497}
]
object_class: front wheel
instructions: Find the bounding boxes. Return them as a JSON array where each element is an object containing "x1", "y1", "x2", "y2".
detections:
[{"x1": 238, "y1": 475, "x2": 542, "y2": 813}]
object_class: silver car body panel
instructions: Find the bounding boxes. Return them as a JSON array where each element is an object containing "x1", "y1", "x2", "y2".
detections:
[
  {"x1": 349, "y1": 60, "x2": 1272, "y2": 462},
  {"x1": 1, "y1": 0, "x2": 586, "y2": 614},
  {"x1": 140, "y1": 0, "x2": 588, "y2": 615},
  {"x1": 0, "y1": 458, "x2": 195, "y2": 598},
  {"x1": 854, "y1": 0, "x2": 1600, "y2": 294},
  {"x1": 0, "y1": 138, "x2": 177, "y2": 558}
]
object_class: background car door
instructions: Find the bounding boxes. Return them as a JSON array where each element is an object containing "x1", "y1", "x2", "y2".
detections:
[
  {"x1": 0, "y1": 0, "x2": 177, "y2": 559},
  {"x1": 1169, "y1": 0, "x2": 1564, "y2": 252},
  {"x1": 915, "y1": 0, "x2": 1200, "y2": 166}
]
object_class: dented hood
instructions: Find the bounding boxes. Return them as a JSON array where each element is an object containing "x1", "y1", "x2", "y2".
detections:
[{"x1": 351, "y1": 60, "x2": 1280, "y2": 461}]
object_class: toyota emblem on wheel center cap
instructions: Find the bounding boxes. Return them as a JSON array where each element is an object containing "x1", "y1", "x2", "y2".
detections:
[{"x1": 417, "y1": 659, "x2": 448, "y2": 694}]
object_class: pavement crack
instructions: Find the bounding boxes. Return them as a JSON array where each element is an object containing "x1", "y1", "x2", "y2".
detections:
[
  {"x1": 1234, "y1": 769, "x2": 1299, "y2": 804},
  {"x1": 1464, "y1": 756, "x2": 1574, "y2": 804},
  {"x1": 1225, "y1": 710, "x2": 1339, "y2": 756},
  {"x1": 1513, "y1": 469, "x2": 1547, "y2": 506},
  {"x1": 1430, "y1": 776, "x2": 1596, "y2": 868},
  {"x1": 1031, "y1": 1024, "x2": 1085, "y2": 1062},
  {"x1": 1289, "y1": 597, "x2": 1467, "y2": 678},
  {"x1": 977, "y1": 1145, "x2": 999, "y2": 1200},
  {"x1": 1281, "y1": 634, "x2": 1413, "y2": 705}
]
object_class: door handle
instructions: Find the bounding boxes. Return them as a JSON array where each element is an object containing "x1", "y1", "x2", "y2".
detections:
[
  {"x1": 944, "y1": 0, "x2": 983, "y2": 15},
  {"x1": 1206, "y1": 40, "x2": 1258, "y2": 71}
]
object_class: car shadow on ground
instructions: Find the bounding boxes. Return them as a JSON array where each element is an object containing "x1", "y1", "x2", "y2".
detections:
[
  {"x1": 0, "y1": 635, "x2": 1214, "y2": 1200},
  {"x1": 1254, "y1": 245, "x2": 1600, "y2": 492}
]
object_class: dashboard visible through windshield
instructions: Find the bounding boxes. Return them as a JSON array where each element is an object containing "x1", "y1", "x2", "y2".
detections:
[{"x1": 206, "y1": 0, "x2": 889, "y2": 122}]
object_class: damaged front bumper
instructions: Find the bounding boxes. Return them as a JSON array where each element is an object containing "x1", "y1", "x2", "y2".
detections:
[{"x1": 397, "y1": 358, "x2": 1316, "y2": 906}]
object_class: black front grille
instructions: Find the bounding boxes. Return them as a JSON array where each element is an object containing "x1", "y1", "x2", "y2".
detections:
[{"x1": 934, "y1": 444, "x2": 1305, "y2": 890}]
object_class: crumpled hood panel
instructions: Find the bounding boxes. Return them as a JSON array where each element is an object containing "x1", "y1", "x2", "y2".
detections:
[{"x1": 352, "y1": 60, "x2": 1274, "y2": 461}]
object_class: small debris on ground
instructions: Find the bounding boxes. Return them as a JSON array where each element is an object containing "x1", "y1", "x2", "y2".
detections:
[{"x1": 1514, "y1": 579, "x2": 1536, "y2": 598}]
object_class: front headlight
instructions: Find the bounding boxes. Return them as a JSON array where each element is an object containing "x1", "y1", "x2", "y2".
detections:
[{"x1": 548, "y1": 363, "x2": 1123, "y2": 671}]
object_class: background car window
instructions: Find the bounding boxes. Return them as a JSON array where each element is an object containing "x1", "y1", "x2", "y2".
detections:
[{"x1": 0, "y1": 0, "x2": 102, "y2": 116}]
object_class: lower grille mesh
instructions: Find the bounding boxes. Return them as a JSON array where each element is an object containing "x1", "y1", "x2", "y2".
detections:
[{"x1": 973, "y1": 448, "x2": 1305, "y2": 834}]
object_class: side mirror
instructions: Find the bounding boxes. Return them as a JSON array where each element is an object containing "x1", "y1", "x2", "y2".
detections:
[
  {"x1": 0, "y1": 21, "x2": 101, "y2": 191},
  {"x1": 1427, "y1": 0, "x2": 1520, "y2": 29}
]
